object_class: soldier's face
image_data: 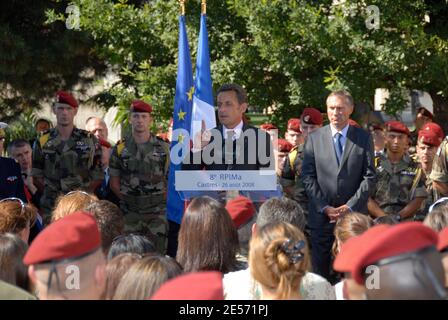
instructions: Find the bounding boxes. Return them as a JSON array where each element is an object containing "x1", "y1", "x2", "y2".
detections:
[
  {"x1": 386, "y1": 132, "x2": 408, "y2": 155},
  {"x1": 327, "y1": 95, "x2": 353, "y2": 130},
  {"x1": 386, "y1": 132, "x2": 409, "y2": 154},
  {"x1": 0, "y1": 137, "x2": 4, "y2": 155},
  {"x1": 416, "y1": 141, "x2": 437, "y2": 166},
  {"x1": 53, "y1": 104, "x2": 77, "y2": 127},
  {"x1": 300, "y1": 122, "x2": 321, "y2": 140},
  {"x1": 130, "y1": 112, "x2": 152, "y2": 133},
  {"x1": 285, "y1": 130, "x2": 302, "y2": 147},
  {"x1": 275, "y1": 151, "x2": 288, "y2": 174},
  {"x1": 217, "y1": 91, "x2": 247, "y2": 129},
  {"x1": 10, "y1": 145, "x2": 33, "y2": 171}
]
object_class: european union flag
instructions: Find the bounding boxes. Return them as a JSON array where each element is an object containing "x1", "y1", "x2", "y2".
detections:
[
  {"x1": 191, "y1": 13, "x2": 216, "y2": 143},
  {"x1": 166, "y1": 15, "x2": 194, "y2": 225}
]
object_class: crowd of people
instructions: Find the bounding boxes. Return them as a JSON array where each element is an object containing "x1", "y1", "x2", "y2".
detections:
[{"x1": 0, "y1": 85, "x2": 447, "y2": 300}]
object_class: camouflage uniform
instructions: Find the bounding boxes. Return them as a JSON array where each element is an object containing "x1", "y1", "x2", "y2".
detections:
[
  {"x1": 373, "y1": 154, "x2": 427, "y2": 218},
  {"x1": 429, "y1": 137, "x2": 448, "y2": 201},
  {"x1": 32, "y1": 128, "x2": 103, "y2": 222},
  {"x1": 280, "y1": 144, "x2": 308, "y2": 214},
  {"x1": 109, "y1": 134, "x2": 170, "y2": 254}
]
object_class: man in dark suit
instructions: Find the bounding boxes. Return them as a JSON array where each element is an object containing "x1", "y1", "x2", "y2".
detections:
[
  {"x1": 302, "y1": 90, "x2": 376, "y2": 281},
  {"x1": 174, "y1": 84, "x2": 274, "y2": 257},
  {"x1": 184, "y1": 83, "x2": 273, "y2": 172}
]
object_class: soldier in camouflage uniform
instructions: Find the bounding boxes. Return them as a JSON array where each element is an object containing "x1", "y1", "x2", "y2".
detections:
[
  {"x1": 429, "y1": 124, "x2": 448, "y2": 202},
  {"x1": 368, "y1": 120, "x2": 427, "y2": 222},
  {"x1": 281, "y1": 108, "x2": 323, "y2": 218},
  {"x1": 32, "y1": 91, "x2": 103, "y2": 223},
  {"x1": 109, "y1": 100, "x2": 170, "y2": 254},
  {"x1": 413, "y1": 123, "x2": 444, "y2": 220}
]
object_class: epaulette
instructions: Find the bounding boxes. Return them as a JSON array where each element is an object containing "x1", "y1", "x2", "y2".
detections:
[
  {"x1": 288, "y1": 146, "x2": 299, "y2": 170},
  {"x1": 116, "y1": 139, "x2": 126, "y2": 156},
  {"x1": 38, "y1": 129, "x2": 52, "y2": 148},
  {"x1": 374, "y1": 155, "x2": 381, "y2": 169}
]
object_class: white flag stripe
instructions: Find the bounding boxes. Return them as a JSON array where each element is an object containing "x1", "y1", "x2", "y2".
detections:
[{"x1": 191, "y1": 95, "x2": 216, "y2": 140}]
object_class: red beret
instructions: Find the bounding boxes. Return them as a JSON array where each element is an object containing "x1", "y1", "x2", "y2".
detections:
[
  {"x1": 342, "y1": 222, "x2": 438, "y2": 285},
  {"x1": 418, "y1": 130, "x2": 442, "y2": 147},
  {"x1": 225, "y1": 196, "x2": 256, "y2": 229},
  {"x1": 301, "y1": 108, "x2": 323, "y2": 125},
  {"x1": 131, "y1": 100, "x2": 153, "y2": 113},
  {"x1": 287, "y1": 118, "x2": 301, "y2": 133},
  {"x1": 385, "y1": 120, "x2": 410, "y2": 136},
  {"x1": 438, "y1": 227, "x2": 448, "y2": 252},
  {"x1": 23, "y1": 211, "x2": 101, "y2": 265},
  {"x1": 277, "y1": 138, "x2": 293, "y2": 153},
  {"x1": 98, "y1": 138, "x2": 111, "y2": 148},
  {"x1": 421, "y1": 122, "x2": 444, "y2": 143},
  {"x1": 348, "y1": 119, "x2": 361, "y2": 128},
  {"x1": 55, "y1": 91, "x2": 78, "y2": 109},
  {"x1": 260, "y1": 123, "x2": 278, "y2": 131},
  {"x1": 151, "y1": 272, "x2": 224, "y2": 300},
  {"x1": 334, "y1": 224, "x2": 390, "y2": 273}
]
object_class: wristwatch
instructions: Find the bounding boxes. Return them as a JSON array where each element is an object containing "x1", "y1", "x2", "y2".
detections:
[{"x1": 394, "y1": 214, "x2": 402, "y2": 222}]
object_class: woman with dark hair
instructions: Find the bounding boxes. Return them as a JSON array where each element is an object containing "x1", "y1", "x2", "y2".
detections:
[
  {"x1": 176, "y1": 196, "x2": 239, "y2": 273},
  {"x1": 107, "y1": 234, "x2": 156, "y2": 260},
  {"x1": 0, "y1": 233, "x2": 29, "y2": 291}
]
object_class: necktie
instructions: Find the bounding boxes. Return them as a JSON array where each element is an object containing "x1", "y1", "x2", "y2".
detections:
[
  {"x1": 226, "y1": 130, "x2": 235, "y2": 141},
  {"x1": 335, "y1": 132, "x2": 343, "y2": 165},
  {"x1": 225, "y1": 130, "x2": 235, "y2": 164}
]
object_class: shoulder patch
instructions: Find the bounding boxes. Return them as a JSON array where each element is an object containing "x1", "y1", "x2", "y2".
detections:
[
  {"x1": 39, "y1": 132, "x2": 51, "y2": 148},
  {"x1": 117, "y1": 139, "x2": 126, "y2": 156}
]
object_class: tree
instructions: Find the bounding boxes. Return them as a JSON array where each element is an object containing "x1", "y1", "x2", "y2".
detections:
[
  {"x1": 0, "y1": 0, "x2": 105, "y2": 121},
  {"x1": 43, "y1": 0, "x2": 448, "y2": 132}
]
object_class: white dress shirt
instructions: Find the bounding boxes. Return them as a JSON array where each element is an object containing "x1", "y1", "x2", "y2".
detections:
[
  {"x1": 330, "y1": 123, "x2": 350, "y2": 153},
  {"x1": 223, "y1": 120, "x2": 244, "y2": 140}
]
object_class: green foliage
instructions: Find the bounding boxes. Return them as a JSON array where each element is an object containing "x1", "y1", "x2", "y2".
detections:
[
  {"x1": 0, "y1": 0, "x2": 105, "y2": 121},
  {"x1": 5, "y1": 0, "x2": 445, "y2": 133},
  {"x1": 3, "y1": 110, "x2": 38, "y2": 152}
]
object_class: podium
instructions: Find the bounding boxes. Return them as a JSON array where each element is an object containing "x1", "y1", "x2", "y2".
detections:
[{"x1": 178, "y1": 187, "x2": 283, "y2": 205}]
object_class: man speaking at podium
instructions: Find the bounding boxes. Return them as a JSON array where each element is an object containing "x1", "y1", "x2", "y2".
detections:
[{"x1": 183, "y1": 83, "x2": 274, "y2": 173}]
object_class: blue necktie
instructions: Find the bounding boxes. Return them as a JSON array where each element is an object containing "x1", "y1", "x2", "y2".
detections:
[{"x1": 335, "y1": 133, "x2": 343, "y2": 165}]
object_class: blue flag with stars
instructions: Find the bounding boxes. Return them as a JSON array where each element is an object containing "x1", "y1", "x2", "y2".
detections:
[{"x1": 166, "y1": 15, "x2": 194, "y2": 225}]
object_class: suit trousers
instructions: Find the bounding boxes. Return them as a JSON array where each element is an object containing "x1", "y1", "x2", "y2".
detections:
[{"x1": 310, "y1": 225, "x2": 336, "y2": 283}]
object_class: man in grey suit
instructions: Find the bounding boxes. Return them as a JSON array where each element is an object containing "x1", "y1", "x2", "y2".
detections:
[{"x1": 302, "y1": 90, "x2": 376, "y2": 281}]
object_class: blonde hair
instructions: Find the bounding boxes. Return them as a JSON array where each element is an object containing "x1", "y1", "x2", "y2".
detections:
[
  {"x1": 332, "y1": 212, "x2": 373, "y2": 256},
  {"x1": 249, "y1": 222, "x2": 310, "y2": 300},
  {"x1": 0, "y1": 199, "x2": 37, "y2": 234},
  {"x1": 51, "y1": 190, "x2": 98, "y2": 222},
  {"x1": 113, "y1": 254, "x2": 182, "y2": 300}
]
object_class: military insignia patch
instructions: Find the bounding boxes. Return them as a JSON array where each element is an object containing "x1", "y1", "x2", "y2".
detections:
[{"x1": 6, "y1": 176, "x2": 18, "y2": 182}]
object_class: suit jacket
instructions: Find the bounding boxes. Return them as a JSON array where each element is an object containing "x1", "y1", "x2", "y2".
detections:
[
  {"x1": 301, "y1": 125, "x2": 376, "y2": 229},
  {"x1": 0, "y1": 157, "x2": 26, "y2": 202},
  {"x1": 182, "y1": 123, "x2": 274, "y2": 171}
]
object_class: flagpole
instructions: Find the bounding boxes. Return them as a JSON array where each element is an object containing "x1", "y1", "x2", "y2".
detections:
[
  {"x1": 201, "y1": 0, "x2": 206, "y2": 14},
  {"x1": 179, "y1": 0, "x2": 185, "y2": 16}
]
